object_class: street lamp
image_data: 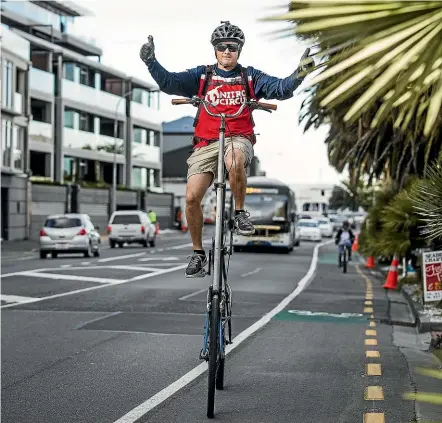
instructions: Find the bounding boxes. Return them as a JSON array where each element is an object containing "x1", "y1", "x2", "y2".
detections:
[{"x1": 112, "y1": 89, "x2": 133, "y2": 214}]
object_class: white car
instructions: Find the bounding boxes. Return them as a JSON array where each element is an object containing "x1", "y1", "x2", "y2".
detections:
[
  {"x1": 318, "y1": 217, "x2": 334, "y2": 237},
  {"x1": 107, "y1": 210, "x2": 156, "y2": 248},
  {"x1": 297, "y1": 219, "x2": 322, "y2": 242}
]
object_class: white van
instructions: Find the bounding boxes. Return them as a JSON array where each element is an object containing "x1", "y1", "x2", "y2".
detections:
[{"x1": 107, "y1": 211, "x2": 156, "y2": 248}]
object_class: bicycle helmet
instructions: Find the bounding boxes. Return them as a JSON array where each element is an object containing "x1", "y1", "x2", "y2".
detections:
[{"x1": 211, "y1": 21, "x2": 245, "y2": 47}]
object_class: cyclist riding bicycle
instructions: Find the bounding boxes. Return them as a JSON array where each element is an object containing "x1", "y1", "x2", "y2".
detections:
[
  {"x1": 139, "y1": 21, "x2": 315, "y2": 278},
  {"x1": 335, "y1": 221, "x2": 355, "y2": 266}
]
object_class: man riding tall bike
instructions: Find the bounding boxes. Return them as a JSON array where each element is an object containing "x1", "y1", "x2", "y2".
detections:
[{"x1": 139, "y1": 21, "x2": 314, "y2": 278}]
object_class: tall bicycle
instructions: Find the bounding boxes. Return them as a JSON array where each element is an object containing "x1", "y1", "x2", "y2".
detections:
[{"x1": 172, "y1": 95, "x2": 277, "y2": 418}]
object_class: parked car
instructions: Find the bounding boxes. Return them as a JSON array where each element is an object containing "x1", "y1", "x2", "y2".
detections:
[
  {"x1": 297, "y1": 219, "x2": 322, "y2": 242},
  {"x1": 107, "y1": 210, "x2": 156, "y2": 248},
  {"x1": 39, "y1": 214, "x2": 101, "y2": 259},
  {"x1": 317, "y1": 217, "x2": 334, "y2": 237}
]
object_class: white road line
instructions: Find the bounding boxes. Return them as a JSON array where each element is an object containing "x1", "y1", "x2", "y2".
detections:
[
  {"x1": 111, "y1": 239, "x2": 332, "y2": 423},
  {"x1": 178, "y1": 288, "x2": 207, "y2": 301},
  {"x1": 105, "y1": 265, "x2": 163, "y2": 272},
  {"x1": 17, "y1": 271, "x2": 121, "y2": 284},
  {"x1": 97, "y1": 252, "x2": 146, "y2": 263},
  {"x1": 82, "y1": 262, "x2": 91, "y2": 266},
  {"x1": 0, "y1": 263, "x2": 189, "y2": 309},
  {"x1": 241, "y1": 267, "x2": 262, "y2": 278},
  {"x1": 1, "y1": 294, "x2": 38, "y2": 304},
  {"x1": 61, "y1": 264, "x2": 72, "y2": 268},
  {"x1": 138, "y1": 257, "x2": 180, "y2": 262}
]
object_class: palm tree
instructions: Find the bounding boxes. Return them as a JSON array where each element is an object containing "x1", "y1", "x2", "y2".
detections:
[
  {"x1": 265, "y1": 0, "x2": 442, "y2": 138},
  {"x1": 264, "y1": 1, "x2": 442, "y2": 189}
]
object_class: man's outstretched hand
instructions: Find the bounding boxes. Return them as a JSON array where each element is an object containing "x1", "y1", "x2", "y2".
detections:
[
  {"x1": 293, "y1": 48, "x2": 315, "y2": 79},
  {"x1": 140, "y1": 35, "x2": 156, "y2": 65}
]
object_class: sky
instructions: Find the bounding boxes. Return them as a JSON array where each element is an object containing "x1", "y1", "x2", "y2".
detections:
[{"x1": 71, "y1": 0, "x2": 343, "y2": 186}]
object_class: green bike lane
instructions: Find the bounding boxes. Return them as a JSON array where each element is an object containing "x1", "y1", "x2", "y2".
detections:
[{"x1": 134, "y1": 244, "x2": 415, "y2": 423}]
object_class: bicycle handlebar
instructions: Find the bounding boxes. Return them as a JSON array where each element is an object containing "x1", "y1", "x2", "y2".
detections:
[{"x1": 171, "y1": 96, "x2": 277, "y2": 117}]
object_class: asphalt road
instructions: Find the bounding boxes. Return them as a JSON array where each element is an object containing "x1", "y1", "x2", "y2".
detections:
[{"x1": 1, "y1": 230, "x2": 415, "y2": 423}]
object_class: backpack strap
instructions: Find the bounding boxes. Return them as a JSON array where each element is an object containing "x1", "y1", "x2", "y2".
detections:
[
  {"x1": 240, "y1": 65, "x2": 255, "y2": 127},
  {"x1": 240, "y1": 65, "x2": 251, "y2": 101},
  {"x1": 193, "y1": 65, "x2": 214, "y2": 128}
]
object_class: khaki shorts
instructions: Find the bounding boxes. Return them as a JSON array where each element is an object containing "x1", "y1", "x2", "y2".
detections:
[{"x1": 187, "y1": 136, "x2": 254, "y2": 180}]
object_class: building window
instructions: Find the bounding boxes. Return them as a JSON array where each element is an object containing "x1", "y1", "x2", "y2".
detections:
[
  {"x1": 12, "y1": 125, "x2": 24, "y2": 170},
  {"x1": 148, "y1": 130, "x2": 155, "y2": 146},
  {"x1": 64, "y1": 63, "x2": 75, "y2": 81},
  {"x1": 64, "y1": 110, "x2": 76, "y2": 128},
  {"x1": 133, "y1": 128, "x2": 144, "y2": 143},
  {"x1": 1, "y1": 119, "x2": 12, "y2": 168},
  {"x1": 154, "y1": 131, "x2": 160, "y2": 147},
  {"x1": 2, "y1": 60, "x2": 13, "y2": 109},
  {"x1": 132, "y1": 89, "x2": 143, "y2": 104}
]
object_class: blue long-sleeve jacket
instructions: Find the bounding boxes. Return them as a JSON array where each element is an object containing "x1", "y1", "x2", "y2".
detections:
[{"x1": 146, "y1": 60, "x2": 303, "y2": 100}]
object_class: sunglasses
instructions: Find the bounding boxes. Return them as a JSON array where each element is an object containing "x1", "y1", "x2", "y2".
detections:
[{"x1": 215, "y1": 43, "x2": 239, "y2": 52}]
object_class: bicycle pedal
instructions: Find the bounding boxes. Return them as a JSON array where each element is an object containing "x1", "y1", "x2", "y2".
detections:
[{"x1": 199, "y1": 349, "x2": 208, "y2": 361}]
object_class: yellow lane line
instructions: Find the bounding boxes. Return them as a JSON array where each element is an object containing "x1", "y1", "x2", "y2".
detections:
[
  {"x1": 366, "y1": 363, "x2": 382, "y2": 376},
  {"x1": 365, "y1": 386, "x2": 384, "y2": 400}
]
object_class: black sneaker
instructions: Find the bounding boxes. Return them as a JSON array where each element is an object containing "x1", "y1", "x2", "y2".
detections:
[
  {"x1": 185, "y1": 252, "x2": 208, "y2": 278},
  {"x1": 233, "y1": 211, "x2": 255, "y2": 236}
]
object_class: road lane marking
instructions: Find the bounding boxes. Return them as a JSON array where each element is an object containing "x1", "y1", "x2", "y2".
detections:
[
  {"x1": 138, "y1": 257, "x2": 180, "y2": 262},
  {"x1": 365, "y1": 300, "x2": 373, "y2": 305},
  {"x1": 366, "y1": 363, "x2": 382, "y2": 376},
  {"x1": 1, "y1": 294, "x2": 38, "y2": 304},
  {"x1": 179, "y1": 288, "x2": 207, "y2": 301},
  {"x1": 98, "y1": 252, "x2": 146, "y2": 263},
  {"x1": 61, "y1": 264, "x2": 72, "y2": 268},
  {"x1": 366, "y1": 329, "x2": 377, "y2": 336},
  {"x1": 364, "y1": 307, "x2": 374, "y2": 313},
  {"x1": 0, "y1": 263, "x2": 189, "y2": 309},
  {"x1": 17, "y1": 271, "x2": 120, "y2": 284},
  {"x1": 364, "y1": 413, "x2": 385, "y2": 423},
  {"x1": 365, "y1": 386, "x2": 384, "y2": 400},
  {"x1": 241, "y1": 267, "x2": 262, "y2": 278},
  {"x1": 82, "y1": 262, "x2": 91, "y2": 265},
  {"x1": 369, "y1": 321, "x2": 376, "y2": 327},
  {"x1": 111, "y1": 239, "x2": 333, "y2": 423},
  {"x1": 365, "y1": 339, "x2": 378, "y2": 346},
  {"x1": 366, "y1": 351, "x2": 380, "y2": 358}
]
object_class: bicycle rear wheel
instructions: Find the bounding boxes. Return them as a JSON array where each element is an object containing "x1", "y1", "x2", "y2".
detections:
[
  {"x1": 343, "y1": 248, "x2": 347, "y2": 273},
  {"x1": 207, "y1": 293, "x2": 220, "y2": 418}
]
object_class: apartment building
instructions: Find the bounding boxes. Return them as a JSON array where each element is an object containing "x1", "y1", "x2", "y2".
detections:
[{"x1": 1, "y1": 0, "x2": 163, "y2": 239}]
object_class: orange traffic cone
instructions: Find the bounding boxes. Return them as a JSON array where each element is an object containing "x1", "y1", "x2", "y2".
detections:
[
  {"x1": 365, "y1": 256, "x2": 375, "y2": 269},
  {"x1": 352, "y1": 235, "x2": 359, "y2": 252},
  {"x1": 383, "y1": 255, "x2": 399, "y2": 290}
]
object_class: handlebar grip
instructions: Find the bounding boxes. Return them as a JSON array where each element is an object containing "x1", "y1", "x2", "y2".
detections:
[
  {"x1": 171, "y1": 98, "x2": 190, "y2": 105},
  {"x1": 257, "y1": 101, "x2": 277, "y2": 111}
]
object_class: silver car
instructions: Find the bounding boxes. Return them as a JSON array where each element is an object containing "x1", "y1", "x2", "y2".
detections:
[{"x1": 39, "y1": 214, "x2": 101, "y2": 259}]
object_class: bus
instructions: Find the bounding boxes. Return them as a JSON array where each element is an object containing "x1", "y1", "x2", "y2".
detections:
[{"x1": 230, "y1": 176, "x2": 300, "y2": 252}]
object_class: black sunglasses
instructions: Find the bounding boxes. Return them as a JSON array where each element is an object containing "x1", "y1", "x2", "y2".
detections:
[{"x1": 215, "y1": 43, "x2": 239, "y2": 52}]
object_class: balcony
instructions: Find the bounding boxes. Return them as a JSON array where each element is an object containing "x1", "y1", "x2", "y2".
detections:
[
  {"x1": 30, "y1": 68, "x2": 55, "y2": 97},
  {"x1": 29, "y1": 121, "x2": 52, "y2": 144},
  {"x1": 1, "y1": 26, "x2": 30, "y2": 61},
  {"x1": 132, "y1": 143, "x2": 161, "y2": 163},
  {"x1": 62, "y1": 80, "x2": 126, "y2": 117},
  {"x1": 13, "y1": 93, "x2": 23, "y2": 114},
  {"x1": 64, "y1": 127, "x2": 123, "y2": 152},
  {"x1": 131, "y1": 101, "x2": 162, "y2": 125}
]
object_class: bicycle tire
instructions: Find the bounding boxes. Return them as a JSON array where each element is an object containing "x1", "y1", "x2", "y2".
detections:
[
  {"x1": 216, "y1": 255, "x2": 228, "y2": 390},
  {"x1": 343, "y1": 248, "x2": 347, "y2": 274},
  {"x1": 207, "y1": 294, "x2": 220, "y2": 418}
]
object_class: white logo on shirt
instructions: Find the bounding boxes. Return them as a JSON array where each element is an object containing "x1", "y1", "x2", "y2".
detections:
[{"x1": 205, "y1": 85, "x2": 247, "y2": 106}]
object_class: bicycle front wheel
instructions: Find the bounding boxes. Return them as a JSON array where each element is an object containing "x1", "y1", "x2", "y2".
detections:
[{"x1": 207, "y1": 293, "x2": 220, "y2": 418}]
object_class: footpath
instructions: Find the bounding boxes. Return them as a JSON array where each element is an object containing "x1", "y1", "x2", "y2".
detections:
[{"x1": 355, "y1": 251, "x2": 442, "y2": 423}]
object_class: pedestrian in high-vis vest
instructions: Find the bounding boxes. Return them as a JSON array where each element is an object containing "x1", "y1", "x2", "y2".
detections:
[{"x1": 140, "y1": 21, "x2": 314, "y2": 278}]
